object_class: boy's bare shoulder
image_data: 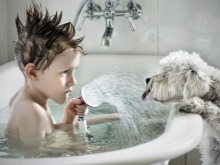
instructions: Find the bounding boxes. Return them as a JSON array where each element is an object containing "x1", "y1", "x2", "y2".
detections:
[
  {"x1": 9, "y1": 88, "x2": 46, "y2": 116},
  {"x1": 13, "y1": 99, "x2": 46, "y2": 117},
  {"x1": 7, "y1": 96, "x2": 47, "y2": 137},
  {"x1": 9, "y1": 96, "x2": 47, "y2": 126}
]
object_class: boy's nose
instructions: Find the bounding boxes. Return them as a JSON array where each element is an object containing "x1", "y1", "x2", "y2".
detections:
[{"x1": 67, "y1": 76, "x2": 76, "y2": 86}]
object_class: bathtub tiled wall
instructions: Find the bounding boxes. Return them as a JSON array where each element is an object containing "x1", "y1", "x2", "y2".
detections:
[
  {"x1": 1, "y1": 0, "x2": 220, "y2": 68},
  {"x1": 0, "y1": 0, "x2": 8, "y2": 65}
]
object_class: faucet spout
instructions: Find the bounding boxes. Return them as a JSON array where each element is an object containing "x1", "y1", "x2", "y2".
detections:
[
  {"x1": 74, "y1": 0, "x2": 142, "y2": 46},
  {"x1": 101, "y1": 27, "x2": 113, "y2": 46}
]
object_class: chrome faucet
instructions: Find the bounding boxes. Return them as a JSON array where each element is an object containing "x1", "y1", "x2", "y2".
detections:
[
  {"x1": 101, "y1": 0, "x2": 119, "y2": 46},
  {"x1": 73, "y1": 0, "x2": 142, "y2": 47}
]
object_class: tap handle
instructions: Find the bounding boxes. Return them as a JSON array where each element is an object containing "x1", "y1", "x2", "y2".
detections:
[
  {"x1": 77, "y1": 11, "x2": 88, "y2": 31},
  {"x1": 105, "y1": 0, "x2": 120, "y2": 10},
  {"x1": 112, "y1": 0, "x2": 120, "y2": 10},
  {"x1": 125, "y1": 11, "x2": 136, "y2": 31}
]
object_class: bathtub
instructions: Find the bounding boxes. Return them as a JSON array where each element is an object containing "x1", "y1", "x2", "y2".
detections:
[{"x1": 0, "y1": 54, "x2": 203, "y2": 165}]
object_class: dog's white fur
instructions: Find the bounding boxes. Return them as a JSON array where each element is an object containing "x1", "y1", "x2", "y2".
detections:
[{"x1": 142, "y1": 51, "x2": 220, "y2": 165}]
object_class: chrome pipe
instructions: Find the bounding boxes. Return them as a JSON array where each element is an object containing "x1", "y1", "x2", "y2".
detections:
[{"x1": 73, "y1": 0, "x2": 90, "y2": 26}]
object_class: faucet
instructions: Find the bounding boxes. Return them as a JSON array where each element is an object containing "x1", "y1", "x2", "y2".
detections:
[
  {"x1": 101, "y1": 27, "x2": 113, "y2": 47},
  {"x1": 73, "y1": 0, "x2": 142, "y2": 47},
  {"x1": 101, "y1": 0, "x2": 119, "y2": 46}
]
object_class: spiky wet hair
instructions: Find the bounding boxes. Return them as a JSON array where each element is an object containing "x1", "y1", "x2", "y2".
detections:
[{"x1": 14, "y1": 2, "x2": 84, "y2": 71}]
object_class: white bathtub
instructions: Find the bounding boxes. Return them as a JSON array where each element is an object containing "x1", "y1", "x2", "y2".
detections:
[{"x1": 0, "y1": 54, "x2": 203, "y2": 165}]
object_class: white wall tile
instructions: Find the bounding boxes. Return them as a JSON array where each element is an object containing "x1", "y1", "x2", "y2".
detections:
[
  {"x1": 158, "y1": 0, "x2": 220, "y2": 68},
  {"x1": 1, "y1": 0, "x2": 220, "y2": 69},
  {"x1": 5, "y1": 0, "x2": 157, "y2": 56},
  {"x1": 7, "y1": 0, "x2": 47, "y2": 61},
  {"x1": 0, "y1": 0, "x2": 8, "y2": 65}
]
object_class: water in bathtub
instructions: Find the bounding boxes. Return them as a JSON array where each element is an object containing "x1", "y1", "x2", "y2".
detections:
[{"x1": 0, "y1": 70, "x2": 171, "y2": 158}]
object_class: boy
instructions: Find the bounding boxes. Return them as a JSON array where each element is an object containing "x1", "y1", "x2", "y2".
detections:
[
  {"x1": 5, "y1": 3, "x2": 104, "y2": 156},
  {"x1": 6, "y1": 3, "x2": 121, "y2": 157}
]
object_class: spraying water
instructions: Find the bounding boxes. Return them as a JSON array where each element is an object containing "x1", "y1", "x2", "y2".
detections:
[{"x1": 81, "y1": 70, "x2": 171, "y2": 144}]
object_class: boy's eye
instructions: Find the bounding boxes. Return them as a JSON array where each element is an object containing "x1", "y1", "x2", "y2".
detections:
[
  {"x1": 63, "y1": 70, "x2": 69, "y2": 74},
  {"x1": 62, "y1": 67, "x2": 77, "y2": 75}
]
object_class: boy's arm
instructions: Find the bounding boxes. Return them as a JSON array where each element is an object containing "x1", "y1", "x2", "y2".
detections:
[
  {"x1": 62, "y1": 97, "x2": 88, "y2": 124},
  {"x1": 86, "y1": 113, "x2": 122, "y2": 126},
  {"x1": 53, "y1": 98, "x2": 88, "y2": 132},
  {"x1": 9, "y1": 102, "x2": 47, "y2": 157}
]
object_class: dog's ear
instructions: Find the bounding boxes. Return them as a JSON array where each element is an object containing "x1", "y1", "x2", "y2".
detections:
[{"x1": 183, "y1": 69, "x2": 211, "y2": 99}]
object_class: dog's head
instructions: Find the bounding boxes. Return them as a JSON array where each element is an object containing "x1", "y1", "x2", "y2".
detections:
[{"x1": 142, "y1": 51, "x2": 212, "y2": 102}]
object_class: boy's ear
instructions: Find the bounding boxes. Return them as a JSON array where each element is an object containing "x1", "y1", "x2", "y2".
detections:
[{"x1": 24, "y1": 63, "x2": 37, "y2": 79}]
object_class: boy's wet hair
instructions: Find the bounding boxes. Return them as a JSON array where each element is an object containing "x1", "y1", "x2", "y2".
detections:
[{"x1": 14, "y1": 2, "x2": 84, "y2": 71}]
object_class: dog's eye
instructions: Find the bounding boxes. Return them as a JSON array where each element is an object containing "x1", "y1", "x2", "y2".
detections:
[
  {"x1": 191, "y1": 70, "x2": 196, "y2": 73},
  {"x1": 146, "y1": 78, "x2": 151, "y2": 84}
]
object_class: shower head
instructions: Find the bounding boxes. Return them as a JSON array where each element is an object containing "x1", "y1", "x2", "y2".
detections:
[{"x1": 81, "y1": 84, "x2": 103, "y2": 107}]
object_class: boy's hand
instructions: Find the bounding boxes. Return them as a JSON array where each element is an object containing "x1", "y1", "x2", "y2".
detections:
[{"x1": 62, "y1": 97, "x2": 88, "y2": 124}]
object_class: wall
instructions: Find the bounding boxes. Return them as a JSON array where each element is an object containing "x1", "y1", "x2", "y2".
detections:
[
  {"x1": 0, "y1": 0, "x2": 8, "y2": 65},
  {"x1": 1, "y1": 0, "x2": 220, "y2": 69}
]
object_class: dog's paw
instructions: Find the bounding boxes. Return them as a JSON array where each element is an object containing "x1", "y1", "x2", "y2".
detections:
[
  {"x1": 179, "y1": 106, "x2": 192, "y2": 113},
  {"x1": 177, "y1": 102, "x2": 195, "y2": 114},
  {"x1": 176, "y1": 97, "x2": 207, "y2": 118}
]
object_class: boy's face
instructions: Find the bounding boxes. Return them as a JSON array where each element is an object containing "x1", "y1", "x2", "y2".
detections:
[{"x1": 35, "y1": 48, "x2": 80, "y2": 104}]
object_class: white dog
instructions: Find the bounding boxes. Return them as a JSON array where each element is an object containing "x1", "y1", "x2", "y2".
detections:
[{"x1": 142, "y1": 51, "x2": 220, "y2": 165}]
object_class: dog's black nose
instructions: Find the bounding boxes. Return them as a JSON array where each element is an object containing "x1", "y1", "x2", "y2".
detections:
[{"x1": 146, "y1": 78, "x2": 151, "y2": 84}]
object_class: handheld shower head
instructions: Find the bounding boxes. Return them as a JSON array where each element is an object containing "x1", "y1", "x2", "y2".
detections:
[{"x1": 81, "y1": 84, "x2": 103, "y2": 107}]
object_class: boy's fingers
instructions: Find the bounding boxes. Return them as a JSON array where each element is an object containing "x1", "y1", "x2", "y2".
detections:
[
  {"x1": 69, "y1": 98, "x2": 83, "y2": 105},
  {"x1": 76, "y1": 104, "x2": 87, "y2": 110}
]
